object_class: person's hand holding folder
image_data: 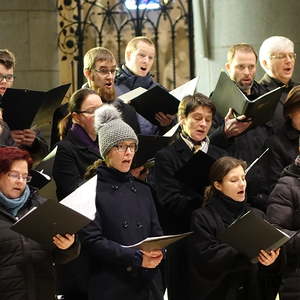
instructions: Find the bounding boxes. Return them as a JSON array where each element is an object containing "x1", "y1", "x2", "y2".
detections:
[
  {"x1": 224, "y1": 108, "x2": 252, "y2": 137},
  {"x1": 11, "y1": 128, "x2": 37, "y2": 146},
  {"x1": 155, "y1": 112, "x2": 175, "y2": 127},
  {"x1": 141, "y1": 250, "x2": 164, "y2": 269},
  {"x1": 52, "y1": 233, "x2": 75, "y2": 250},
  {"x1": 257, "y1": 249, "x2": 280, "y2": 266}
]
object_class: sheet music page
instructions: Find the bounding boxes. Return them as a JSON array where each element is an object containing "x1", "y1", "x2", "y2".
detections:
[
  {"x1": 169, "y1": 76, "x2": 199, "y2": 101},
  {"x1": 118, "y1": 87, "x2": 147, "y2": 103},
  {"x1": 61, "y1": 176, "x2": 97, "y2": 220}
]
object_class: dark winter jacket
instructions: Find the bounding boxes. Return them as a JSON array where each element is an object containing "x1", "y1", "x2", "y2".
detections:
[
  {"x1": 79, "y1": 165, "x2": 164, "y2": 300},
  {"x1": 0, "y1": 188, "x2": 80, "y2": 300},
  {"x1": 209, "y1": 80, "x2": 280, "y2": 211},
  {"x1": 261, "y1": 120, "x2": 299, "y2": 199},
  {"x1": 267, "y1": 164, "x2": 300, "y2": 300},
  {"x1": 115, "y1": 64, "x2": 158, "y2": 96},
  {"x1": 189, "y1": 191, "x2": 282, "y2": 300},
  {"x1": 154, "y1": 136, "x2": 226, "y2": 234},
  {"x1": 53, "y1": 128, "x2": 101, "y2": 200},
  {"x1": 115, "y1": 65, "x2": 173, "y2": 136},
  {"x1": 259, "y1": 73, "x2": 299, "y2": 133}
]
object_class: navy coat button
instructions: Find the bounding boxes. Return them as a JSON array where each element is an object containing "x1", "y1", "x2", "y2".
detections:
[
  {"x1": 122, "y1": 221, "x2": 128, "y2": 228},
  {"x1": 112, "y1": 185, "x2": 119, "y2": 191},
  {"x1": 136, "y1": 223, "x2": 143, "y2": 228},
  {"x1": 130, "y1": 186, "x2": 137, "y2": 193},
  {"x1": 126, "y1": 266, "x2": 133, "y2": 272}
]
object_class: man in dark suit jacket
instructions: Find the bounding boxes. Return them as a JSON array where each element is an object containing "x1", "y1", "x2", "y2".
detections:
[{"x1": 258, "y1": 36, "x2": 298, "y2": 132}]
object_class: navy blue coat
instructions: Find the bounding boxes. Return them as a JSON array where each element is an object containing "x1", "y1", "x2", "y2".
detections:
[{"x1": 80, "y1": 165, "x2": 164, "y2": 300}]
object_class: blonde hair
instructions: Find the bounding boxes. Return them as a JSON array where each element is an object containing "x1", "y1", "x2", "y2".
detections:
[
  {"x1": 125, "y1": 36, "x2": 154, "y2": 62},
  {"x1": 84, "y1": 47, "x2": 115, "y2": 71},
  {"x1": 0, "y1": 49, "x2": 16, "y2": 69}
]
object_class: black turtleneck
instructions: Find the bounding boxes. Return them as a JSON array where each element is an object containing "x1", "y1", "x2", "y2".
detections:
[{"x1": 208, "y1": 190, "x2": 249, "y2": 226}]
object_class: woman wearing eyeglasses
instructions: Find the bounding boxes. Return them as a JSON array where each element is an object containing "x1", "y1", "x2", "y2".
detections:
[
  {"x1": 53, "y1": 88, "x2": 102, "y2": 201},
  {"x1": 0, "y1": 146, "x2": 79, "y2": 300},
  {"x1": 79, "y1": 104, "x2": 164, "y2": 300}
]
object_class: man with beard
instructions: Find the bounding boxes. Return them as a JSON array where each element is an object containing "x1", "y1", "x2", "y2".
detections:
[
  {"x1": 82, "y1": 47, "x2": 140, "y2": 134},
  {"x1": 210, "y1": 44, "x2": 272, "y2": 211},
  {"x1": 50, "y1": 47, "x2": 140, "y2": 148},
  {"x1": 259, "y1": 36, "x2": 298, "y2": 132},
  {"x1": 115, "y1": 36, "x2": 174, "y2": 135},
  {"x1": 210, "y1": 44, "x2": 266, "y2": 143}
]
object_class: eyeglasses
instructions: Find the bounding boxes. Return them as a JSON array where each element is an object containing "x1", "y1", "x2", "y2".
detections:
[
  {"x1": 114, "y1": 143, "x2": 137, "y2": 153},
  {"x1": 76, "y1": 107, "x2": 100, "y2": 115},
  {"x1": 7, "y1": 171, "x2": 32, "y2": 183},
  {"x1": 93, "y1": 68, "x2": 117, "y2": 76},
  {"x1": 270, "y1": 53, "x2": 296, "y2": 60},
  {"x1": 0, "y1": 74, "x2": 15, "y2": 82}
]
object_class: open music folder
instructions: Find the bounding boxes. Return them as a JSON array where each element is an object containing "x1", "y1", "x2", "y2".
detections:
[
  {"x1": 118, "y1": 77, "x2": 199, "y2": 125},
  {"x1": 175, "y1": 150, "x2": 216, "y2": 191},
  {"x1": 218, "y1": 210, "x2": 292, "y2": 263},
  {"x1": 11, "y1": 199, "x2": 91, "y2": 248},
  {"x1": 131, "y1": 134, "x2": 173, "y2": 169},
  {"x1": 210, "y1": 71, "x2": 283, "y2": 125},
  {"x1": 1, "y1": 83, "x2": 70, "y2": 130},
  {"x1": 122, "y1": 232, "x2": 193, "y2": 251}
]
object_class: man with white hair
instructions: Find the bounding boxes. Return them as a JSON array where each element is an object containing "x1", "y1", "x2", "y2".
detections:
[{"x1": 259, "y1": 36, "x2": 298, "y2": 130}]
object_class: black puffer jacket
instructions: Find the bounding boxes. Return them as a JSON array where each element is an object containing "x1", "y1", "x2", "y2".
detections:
[
  {"x1": 267, "y1": 164, "x2": 300, "y2": 300},
  {"x1": 261, "y1": 121, "x2": 299, "y2": 198},
  {"x1": 0, "y1": 188, "x2": 80, "y2": 300}
]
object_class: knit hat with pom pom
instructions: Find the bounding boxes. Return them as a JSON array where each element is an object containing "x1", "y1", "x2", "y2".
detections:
[{"x1": 94, "y1": 104, "x2": 138, "y2": 158}]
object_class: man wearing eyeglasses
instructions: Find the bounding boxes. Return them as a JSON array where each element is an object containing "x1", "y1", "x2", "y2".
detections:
[
  {"x1": 259, "y1": 36, "x2": 299, "y2": 131},
  {"x1": 0, "y1": 49, "x2": 47, "y2": 161},
  {"x1": 82, "y1": 46, "x2": 140, "y2": 134}
]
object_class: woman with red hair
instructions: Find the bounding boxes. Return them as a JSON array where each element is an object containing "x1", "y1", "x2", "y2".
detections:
[{"x1": 0, "y1": 146, "x2": 80, "y2": 300}]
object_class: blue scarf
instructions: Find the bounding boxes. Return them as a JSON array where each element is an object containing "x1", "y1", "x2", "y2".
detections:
[{"x1": 0, "y1": 185, "x2": 30, "y2": 216}]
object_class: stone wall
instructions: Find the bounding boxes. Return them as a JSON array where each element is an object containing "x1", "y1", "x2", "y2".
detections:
[{"x1": 0, "y1": 0, "x2": 59, "y2": 91}]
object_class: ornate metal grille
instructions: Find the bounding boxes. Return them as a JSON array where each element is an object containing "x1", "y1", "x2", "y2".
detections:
[{"x1": 57, "y1": 0, "x2": 194, "y2": 90}]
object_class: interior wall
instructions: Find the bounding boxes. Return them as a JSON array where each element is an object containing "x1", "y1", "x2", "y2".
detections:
[
  {"x1": 193, "y1": 0, "x2": 300, "y2": 96},
  {"x1": 0, "y1": 1, "x2": 59, "y2": 91}
]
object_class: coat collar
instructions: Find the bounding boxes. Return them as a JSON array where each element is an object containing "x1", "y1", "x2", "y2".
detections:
[{"x1": 67, "y1": 129, "x2": 100, "y2": 157}]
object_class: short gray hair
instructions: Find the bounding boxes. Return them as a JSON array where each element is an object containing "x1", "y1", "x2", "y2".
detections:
[{"x1": 259, "y1": 36, "x2": 294, "y2": 72}]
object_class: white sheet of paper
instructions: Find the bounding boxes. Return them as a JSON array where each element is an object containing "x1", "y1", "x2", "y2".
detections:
[
  {"x1": 118, "y1": 87, "x2": 147, "y2": 103},
  {"x1": 169, "y1": 76, "x2": 199, "y2": 101},
  {"x1": 163, "y1": 122, "x2": 180, "y2": 137},
  {"x1": 60, "y1": 176, "x2": 97, "y2": 220}
]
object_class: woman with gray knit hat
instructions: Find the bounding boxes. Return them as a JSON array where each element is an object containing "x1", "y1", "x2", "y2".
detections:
[{"x1": 79, "y1": 104, "x2": 164, "y2": 300}]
